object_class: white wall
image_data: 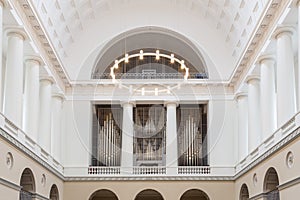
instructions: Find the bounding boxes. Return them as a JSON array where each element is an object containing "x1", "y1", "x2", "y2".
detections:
[
  {"x1": 62, "y1": 100, "x2": 92, "y2": 176},
  {"x1": 208, "y1": 100, "x2": 237, "y2": 170}
]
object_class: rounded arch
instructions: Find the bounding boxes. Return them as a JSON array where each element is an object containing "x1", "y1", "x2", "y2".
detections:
[
  {"x1": 89, "y1": 189, "x2": 119, "y2": 200},
  {"x1": 91, "y1": 26, "x2": 208, "y2": 78},
  {"x1": 263, "y1": 167, "x2": 280, "y2": 200},
  {"x1": 239, "y1": 184, "x2": 249, "y2": 200},
  {"x1": 19, "y1": 168, "x2": 36, "y2": 200},
  {"x1": 135, "y1": 189, "x2": 164, "y2": 200},
  {"x1": 50, "y1": 184, "x2": 59, "y2": 200},
  {"x1": 180, "y1": 189, "x2": 210, "y2": 200}
]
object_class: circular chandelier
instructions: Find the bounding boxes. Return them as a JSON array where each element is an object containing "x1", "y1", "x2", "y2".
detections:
[{"x1": 110, "y1": 50, "x2": 190, "y2": 82}]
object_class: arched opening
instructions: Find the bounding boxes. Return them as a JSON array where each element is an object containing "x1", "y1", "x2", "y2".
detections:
[
  {"x1": 19, "y1": 168, "x2": 35, "y2": 200},
  {"x1": 89, "y1": 189, "x2": 118, "y2": 200},
  {"x1": 91, "y1": 27, "x2": 209, "y2": 80},
  {"x1": 50, "y1": 184, "x2": 59, "y2": 200},
  {"x1": 180, "y1": 189, "x2": 210, "y2": 200},
  {"x1": 264, "y1": 167, "x2": 280, "y2": 200},
  {"x1": 239, "y1": 184, "x2": 249, "y2": 200},
  {"x1": 135, "y1": 189, "x2": 164, "y2": 200}
]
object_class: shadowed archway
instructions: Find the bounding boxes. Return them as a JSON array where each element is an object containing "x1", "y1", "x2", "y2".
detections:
[
  {"x1": 180, "y1": 189, "x2": 210, "y2": 200},
  {"x1": 50, "y1": 184, "x2": 59, "y2": 200},
  {"x1": 89, "y1": 189, "x2": 118, "y2": 200},
  {"x1": 19, "y1": 168, "x2": 35, "y2": 200},
  {"x1": 264, "y1": 167, "x2": 280, "y2": 200},
  {"x1": 239, "y1": 184, "x2": 249, "y2": 200},
  {"x1": 135, "y1": 189, "x2": 164, "y2": 200}
]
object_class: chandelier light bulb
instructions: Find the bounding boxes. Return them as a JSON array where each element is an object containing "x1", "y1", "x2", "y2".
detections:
[
  {"x1": 181, "y1": 60, "x2": 185, "y2": 69},
  {"x1": 155, "y1": 88, "x2": 158, "y2": 96},
  {"x1": 125, "y1": 53, "x2": 129, "y2": 63},
  {"x1": 114, "y1": 60, "x2": 118, "y2": 69},
  {"x1": 171, "y1": 54, "x2": 175, "y2": 63},
  {"x1": 156, "y1": 50, "x2": 160, "y2": 60},
  {"x1": 139, "y1": 50, "x2": 144, "y2": 60}
]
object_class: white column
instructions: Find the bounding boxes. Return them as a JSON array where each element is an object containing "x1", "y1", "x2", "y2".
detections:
[
  {"x1": 51, "y1": 92, "x2": 64, "y2": 162},
  {"x1": 259, "y1": 55, "x2": 277, "y2": 140},
  {"x1": 121, "y1": 101, "x2": 134, "y2": 174},
  {"x1": 22, "y1": 57, "x2": 42, "y2": 141},
  {"x1": 247, "y1": 76, "x2": 262, "y2": 152},
  {"x1": 165, "y1": 101, "x2": 178, "y2": 175},
  {"x1": 0, "y1": 1, "x2": 5, "y2": 112},
  {"x1": 275, "y1": 27, "x2": 297, "y2": 126},
  {"x1": 38, "y1": 77, "x2": 53, "y2": 153},
  {"x1": 236, "y1": 93, "x2": 248, "y2": 160},
  {"x1": 3, "y1": 29, "x2": 25, "y2": 127}
]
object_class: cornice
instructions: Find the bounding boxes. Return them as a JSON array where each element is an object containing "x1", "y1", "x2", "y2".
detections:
[
  {"x1": 232, "y1": 0, "x2": 292, "y2": 91},
  {"x1": 0, "y1": 176, "x2": 21, "y2": 191},
  {"x1": 10, "y1": 0, "x2": 70, "y2": 92},
  {"x1": 65, "y1": 176, "x2": 234, "y2": 182}
]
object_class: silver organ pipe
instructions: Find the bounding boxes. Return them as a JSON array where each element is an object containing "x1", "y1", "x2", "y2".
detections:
[
  {"x1": 179, "y1": 114, "x2": 203, "y2": 166},
  {"x1": 97, "y1": 113, "x2": 121, "y2": 166}
]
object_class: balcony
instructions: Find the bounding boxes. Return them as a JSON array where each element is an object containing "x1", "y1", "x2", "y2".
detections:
[{"x1": 92, "y1": 72, "x2": 208, "y2": 80}]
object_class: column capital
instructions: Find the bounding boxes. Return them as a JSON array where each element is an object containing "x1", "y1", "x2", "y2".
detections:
[
  {"x1": 164, "y1": 100, "x2": 179, "y2": 107},
  {"x1": 40, "y1": 76, "x2": 54, "y2": 84},
  {"x1": 24, "y1": 55, "x2": 43, "y2": 66},
  {"x1": 120, "y1": 101, "x2": 135, "y2": 107},
  {"x1": 258, "y1": 54, "x2": 275, "y2": 64},
  {"x1": 5, "y1": 28, "x2": 27, "y2": 40},
  {"x1": 52, "y1": 92, "x2": 65, "y2": 101},
  {"x1": 273, "y1": 26, "x2": 295, "y2": 39},
  {"x1": 235, "y1": 92, "x2": 248, "y2": 101},
  {"x1": 246, "y1": 75, "x2": 260, "y2": 84}
]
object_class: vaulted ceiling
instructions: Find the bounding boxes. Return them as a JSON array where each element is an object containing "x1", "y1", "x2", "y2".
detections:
[{"x1": 26, "y1": 0, "x2": 271, "y2": 81}]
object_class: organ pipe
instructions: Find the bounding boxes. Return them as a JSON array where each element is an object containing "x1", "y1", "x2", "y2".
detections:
[
  {"x1": 97, "y1": 113, "x2": 121, "y2": 166},
  {"x1": 179, "y1": 114, "x2": 203, "y2": 166}
]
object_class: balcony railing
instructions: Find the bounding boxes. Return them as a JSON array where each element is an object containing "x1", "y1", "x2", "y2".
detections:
[
  {"x1": 92, "y1": 72, "x2": 208, "y2": 80},
  {"x1": 178, "y1": 166, "x2": 211, "y2": 174},
  {"x1": 88, "y1": 166, "x2": 121, "y2": 175},
  {"x1": 133, "y1": 166, "x2": 166, "y2": 175},
  {"x1": 236, "y1": 111, "x2": 300, "y2": 174},
  {"x1": 87, "y1": 166, "x2": 214, "y2": 175},
  {"x1": 0, "y1": 113, "x2": 63, "y2": 175}
]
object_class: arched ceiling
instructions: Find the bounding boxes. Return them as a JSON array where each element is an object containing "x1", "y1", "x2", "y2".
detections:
[{"x1": 29, "y1": 0, "x2": 271, "y2": 80}]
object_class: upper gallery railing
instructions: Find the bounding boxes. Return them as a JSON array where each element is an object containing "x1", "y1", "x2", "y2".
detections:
[{"x1": 92, "y1": 72, "x2": 208, "y2": 80}]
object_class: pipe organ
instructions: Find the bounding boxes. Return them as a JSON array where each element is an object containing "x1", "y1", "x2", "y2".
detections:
[
  {"x1": 94, "y1": 106, "x2": 122, "y2": 166},
  {"x1": 133, "y1": 105, "x2": 166, "y2": 166},
  {"x1": 177, "y1": 105, "x2": 207, "y2": 166},
  {"x1": 92, "y1": 104, "x2": 207, "y2": 167}
]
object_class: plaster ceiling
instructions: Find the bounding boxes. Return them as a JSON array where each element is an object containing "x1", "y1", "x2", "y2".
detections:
[{"x1": 27, "y1": 0, "x2": 270, "y2": 81}]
